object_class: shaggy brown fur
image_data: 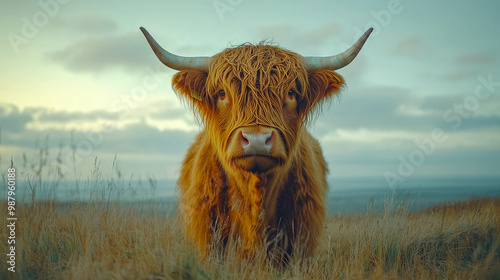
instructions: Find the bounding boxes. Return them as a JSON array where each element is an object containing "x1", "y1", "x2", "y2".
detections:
[{"x1": 172, "y1": 43, "x2": 344, "y2": 262}]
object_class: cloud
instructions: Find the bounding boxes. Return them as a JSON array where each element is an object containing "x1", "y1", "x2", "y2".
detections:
[
  {"x1": 94, "y1": 120, "x2": 196, "y2": 155},
  {"x1": 0, "y1": 104, "x2": 33, "y2": 133},
  {"x1": 47, "y1": 22, "x2": 353, "y2": 74},
  {"x1": 456, "y1": 53, "x2": 492, "y2": 65},
  {"x1": 59, "y1": 14, "x2": 119, "y2": 35},
  {"x1": 314, "y1": 86, "x2": 427, "y2": 133},
  {"x1": 0, "y1": 101, "x2": 197, "y2": 146},
  {"x1": 0, "y1": 103, "x2": 198, "y2": 181},
  {"x1": 324, "y1": 142, "x2": 500, "y2": 179},
  {"x1": 435, "y1": 70, "x2": 481, "y2": 82},
  {"x1": 255, "y1": 24, "x2": 296, "y2": 44},
  {"x1": 36, "y1": 109, "x2": 120, "y2": 122},
  {"x1": 254, "y1": 23, "x2": 344, "y2": 53},
  {"x1": 313, "y1": 85, "x2": 500, "y2": 138},
  {"x1": 300, "y1": 23, "x2": 342, "y2": 46},
  {"x1": 1, "y1": 118, "x2": 197, "y2": 180},
  {"x1": 392, "y1": 35, "x2": 424, "y2": 58},
  {"x1": 48, "y1": 31, "x2": 160, "y2": 72}
]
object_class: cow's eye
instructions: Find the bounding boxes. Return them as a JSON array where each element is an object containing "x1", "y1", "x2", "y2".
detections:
[
  {"x1": 287, "y1": 90, "x2": 295, "y2": 99},
  {"x1": 218, "y1": 90, "x2": 226, "y2": 100}
]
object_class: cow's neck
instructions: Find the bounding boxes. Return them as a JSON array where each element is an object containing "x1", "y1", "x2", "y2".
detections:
[
  {"x1": 213, "y1": 129, "x2": 303, "y2": 249},
  {"x1": 222, "y1": 159, "x2": 291, "y2": 247}
]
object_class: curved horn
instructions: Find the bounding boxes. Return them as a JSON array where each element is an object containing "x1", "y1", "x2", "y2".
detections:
[
  {"x1": 303, "y1": 27, "x2": 373, "y2": 71},
  {"x1": 140, "y1": 27, "x2": 210, "y2": 71}
]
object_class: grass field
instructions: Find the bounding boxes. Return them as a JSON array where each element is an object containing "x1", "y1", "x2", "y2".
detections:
[
  {"x1": 1, "y1": 195, "x2": 499, "y2": 279},
  {"x1": 1, "y1": 151, "x2": 499, "y2": 279}
]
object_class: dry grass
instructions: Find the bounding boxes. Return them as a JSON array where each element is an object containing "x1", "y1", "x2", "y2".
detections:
[
  {"x1": 0, "y1": 196, "x2": 499, "y2": 279},
  {"x1": 1, "y1": 148, "x2": 499, "y2": 279}
]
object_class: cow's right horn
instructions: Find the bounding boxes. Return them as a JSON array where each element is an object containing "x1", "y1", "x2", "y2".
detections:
[{"x1": 140, "y1": 27, "x2": 210, "y2": 71}]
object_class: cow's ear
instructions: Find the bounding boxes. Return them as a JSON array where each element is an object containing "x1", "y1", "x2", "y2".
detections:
[
  {"x1": 300, "y1": 70, "x2": 345, "y2": 114},
  {"x1": 172, "y1": 70, "x2": 212, "y2": 115}
]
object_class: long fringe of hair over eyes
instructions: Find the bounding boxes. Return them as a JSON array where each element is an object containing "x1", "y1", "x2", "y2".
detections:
[{"x1": 173, "y1": 42, "x2": 344, "y2": 131}]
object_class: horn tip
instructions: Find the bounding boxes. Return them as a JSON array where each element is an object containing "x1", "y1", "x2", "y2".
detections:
[{"x1": 365, "y1": 27, "x2": 374, "y2": 38}]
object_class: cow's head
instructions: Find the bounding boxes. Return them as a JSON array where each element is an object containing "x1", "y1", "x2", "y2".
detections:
[{"x1": 141, "y1": 27, "x2": 372, "y2": 175}]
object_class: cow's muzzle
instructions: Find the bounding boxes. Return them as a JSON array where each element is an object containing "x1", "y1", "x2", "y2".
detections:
[
  {"x1": 227, "y1": 126, "x2": 286, "y2": 173},
  {"x1": 241, "y1": 131, "x2": 273, "y2": 156}
]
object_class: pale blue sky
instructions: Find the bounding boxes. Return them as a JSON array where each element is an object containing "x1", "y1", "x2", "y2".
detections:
[{"x1": 1, "y1": 0, "x2": 499, "y2": 185}]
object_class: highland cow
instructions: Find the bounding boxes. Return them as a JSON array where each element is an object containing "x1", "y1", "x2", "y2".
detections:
[{"x1": 140, "y1": 26, "x2": 372, "y2": 261}]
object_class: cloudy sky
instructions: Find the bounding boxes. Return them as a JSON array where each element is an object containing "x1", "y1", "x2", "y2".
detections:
[{"x1": 1, "y1": 0, "x2": 499, "y2": 187}]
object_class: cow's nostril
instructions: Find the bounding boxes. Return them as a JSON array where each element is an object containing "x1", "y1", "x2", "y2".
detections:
[
  {"x1": 241, "y1": 131, "x2": 250, "y2": 145},
  {"x1": 265, "y1": 131, "x2": 274, "y2": 145}
]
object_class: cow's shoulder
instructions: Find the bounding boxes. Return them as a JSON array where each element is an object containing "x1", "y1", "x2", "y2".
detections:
[
  {"x1": 178, "y1": 129, "x2": 222, "y2": 191},
  {"x1": 296, "y1": 130, "x2": 327, "y2": 175},
  {"x1": 279, "y1": 130, "x2": 328, "y2": 204}
]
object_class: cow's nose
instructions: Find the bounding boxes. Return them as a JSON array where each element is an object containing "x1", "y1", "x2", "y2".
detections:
[{"x1": 241, "y1": 131, "x2": 274, "y2": 156}]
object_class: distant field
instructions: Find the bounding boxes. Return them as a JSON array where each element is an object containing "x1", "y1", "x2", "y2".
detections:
[
  {"x1": 1, "y1": 197, "x2": 499, "y2": 279},
  {"x1": 10, "y1": 176, "x2": 500, "y2": 215}
]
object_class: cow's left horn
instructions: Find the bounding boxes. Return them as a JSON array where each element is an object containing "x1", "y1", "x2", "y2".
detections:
[
  {"x1": 140, "y1": 27, "x2": 210, "y2": 71},
  {"x1": 303, "y1": 27, "x2": 373, "y2": 71}
]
